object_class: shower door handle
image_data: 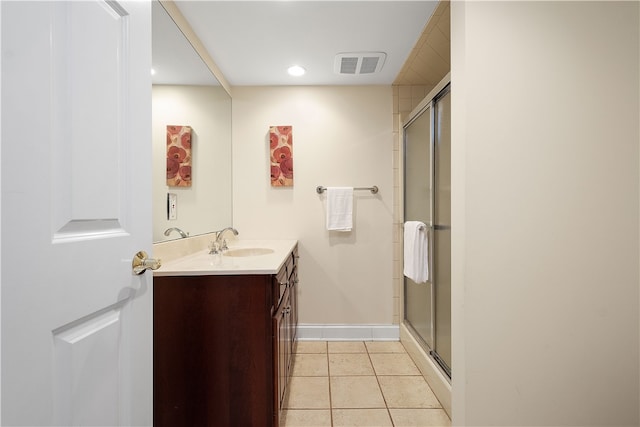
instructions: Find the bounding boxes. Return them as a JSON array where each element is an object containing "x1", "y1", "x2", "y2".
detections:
[{"x1": 432, "y1": 224, "x2": 450, "y2": 231}]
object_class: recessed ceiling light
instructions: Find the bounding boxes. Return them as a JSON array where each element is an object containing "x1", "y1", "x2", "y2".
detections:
[{"x1": 287, "y1": 65, "x2": 306, "y2": 77}]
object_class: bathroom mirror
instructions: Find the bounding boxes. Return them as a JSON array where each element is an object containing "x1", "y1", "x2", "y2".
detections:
[{"x1": 152, "y1": 1, "x2": 232, "y2": 242}]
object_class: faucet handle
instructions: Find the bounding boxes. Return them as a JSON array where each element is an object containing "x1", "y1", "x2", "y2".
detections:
[
  {"x1": 220, "y1": 239, "x2": 229, "y2": 251},
  {"x1": 208, "y1": 241, "x2": 220, "y2": 255}
]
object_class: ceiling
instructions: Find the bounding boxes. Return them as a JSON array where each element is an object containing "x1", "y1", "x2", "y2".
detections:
[{"x1": 169, "y1": 1, "x2": 441, "y2": 86}]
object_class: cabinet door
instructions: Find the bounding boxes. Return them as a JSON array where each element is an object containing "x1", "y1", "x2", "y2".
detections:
[
  {"x1": 289, "y1": 265, "x2": 298, "y2": 351},
  {"x1": 272, "y1": 304, "x2": 282, "y2": 426},
  {"x1": 155, "y1": 275, "x2": 274, "y2": 427},
  {"x1": 272, "y1": 287, "x2": 289, "y2": 423},
  {"x1": 284, "y1": 292, "x2": 292, "y2": 379},
  {"x1": 282, "y1": 289, "x2": 291, "y2": 398}
]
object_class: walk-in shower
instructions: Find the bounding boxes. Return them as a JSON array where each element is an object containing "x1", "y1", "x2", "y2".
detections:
[{"x1": 402, "y1": 77, "x2": 451, "y2": 379}]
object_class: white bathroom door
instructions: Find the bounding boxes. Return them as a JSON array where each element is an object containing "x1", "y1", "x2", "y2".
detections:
[{"x1": 1, "y1": 1, "x2": 152, "y2": 425}]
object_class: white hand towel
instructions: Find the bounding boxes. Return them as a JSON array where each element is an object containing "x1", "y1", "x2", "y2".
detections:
[
  {"x1": 326, "y1": 187, "x2": 353, "y2": 231},
  {"x1": 403, "y1": 221, "x2": 429, "y2": 283}
]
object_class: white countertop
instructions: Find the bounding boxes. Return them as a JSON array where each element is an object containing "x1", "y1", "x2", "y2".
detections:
[{"x1": 153, "y1": 239, "x2": 298, "y2": 276}]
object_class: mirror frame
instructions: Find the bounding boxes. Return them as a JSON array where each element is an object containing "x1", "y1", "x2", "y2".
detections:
[{"x1": 158, "y1": 1, "x2": 232, "y2": 96}]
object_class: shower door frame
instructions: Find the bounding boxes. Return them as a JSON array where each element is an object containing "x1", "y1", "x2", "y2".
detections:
[
  {"x1": 402, "y1": 75, "x2": 451, "y2": 379},
  {"x1": 403, "y1": 100, "x2": 436, "y2": 352}
]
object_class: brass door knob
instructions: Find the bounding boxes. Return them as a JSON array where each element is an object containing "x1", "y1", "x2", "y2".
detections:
[{"x1": 132, "y1": 251, "x2": 162, "y2": 275}]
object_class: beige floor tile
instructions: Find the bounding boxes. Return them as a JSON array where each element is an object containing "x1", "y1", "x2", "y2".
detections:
[
  {"x1": 332, "y1": 409, "x2": 393, "y2": 426},
  {"x1": 365, "y1": 341, "x2": 407, "y2": 353},
  {"x1": 378, "y1": 376, "x2": 441, "y2": 408},
  {"x1": 330, "y1": 376, "x2": 386, "y2": 408},
  {"x1": 286, "y1": 341, "x2": 448, "y2": 427},
  {"x1": 328, "y1": 341, "x2": 367, "y2": 353},
  {"x1": 370, "y1": 353, "x2": 421, "y2": 375},
  {"x1": 292, "y1": 353, "x2": 328, "y2": 376},
  {"x1": 296, "y1": 341, "x2": 327, "y2": 354},
  {"x1": 329, "y1": 353, "x2": 374, "y2": 376},
  {"x1": 280, "y1": 409, "x2": 332, "y2": 427},
  {"x1": 389, "y1": 408, "x2": 451, "y2": 427},
  {"x1": 285, "y1": 377, "x2": 330, "y2": 409}
]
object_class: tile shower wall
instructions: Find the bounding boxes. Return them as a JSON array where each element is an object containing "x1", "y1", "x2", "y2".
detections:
[
  {"x1": 232, "y1": 86, "x2": 394, "y2": 326},
  {"x1": 391, "y1": 0, "x2": 451, "y2": 326}
]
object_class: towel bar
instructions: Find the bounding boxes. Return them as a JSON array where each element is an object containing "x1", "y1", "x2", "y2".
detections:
[
  {"x1": 316, "y1": 185, "x2": 378, "y2": 194},
  {"x1": 403, "y1": 222, "x2": 429, "y2": 231},
  {"x1": 402, "y1": 222, "x2": 450, "y2": 231}
]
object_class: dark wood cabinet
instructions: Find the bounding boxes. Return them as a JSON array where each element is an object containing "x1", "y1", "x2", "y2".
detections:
[
  {"x1": 154, "y1": 245, "x2": 298, "y2": 427},
  {"x1": 272, "y1": 257, "x2": 298, "y2": 425}
]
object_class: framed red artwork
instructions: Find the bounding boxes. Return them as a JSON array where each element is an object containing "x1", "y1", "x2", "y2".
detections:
[
  {"x1": 166, "y1": 125, "x2": 192, "y2": 187},
  {"x1": 269, "y1": 125, "x2": 293, "y2": 187}
]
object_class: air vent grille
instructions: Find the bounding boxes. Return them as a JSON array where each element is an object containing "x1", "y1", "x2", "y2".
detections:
[
  {"x1": 334, "y1": 52, "x2": 386, "y2": 75},
  {"x1": 360, "y1": 57, "x2": 380, "y2": 74},
  {"x1": 340, "y1": 57, "x2": 359, "y2": 74}
]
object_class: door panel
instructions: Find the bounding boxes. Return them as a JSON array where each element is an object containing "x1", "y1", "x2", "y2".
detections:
[
  {"x1": 53, "y1": 307, "x2": 123, "y2": 426},
  {"x1": 403, "y1": 104, "x2": 434, "y2": 349},
  {"x1": 1, "y1": 1, "x2": 152, "y2": 425},
  {"x1": 51, "y1": 1, "x2": 130, "y2": 237}
]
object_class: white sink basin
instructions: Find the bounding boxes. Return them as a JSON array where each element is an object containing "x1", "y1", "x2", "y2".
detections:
[
  {"x1": 224, "y1": 248, "x2": 275, "y2": 257},
  {"x1": 153, "y1": 239, "x2": 297, "y2": 276}
]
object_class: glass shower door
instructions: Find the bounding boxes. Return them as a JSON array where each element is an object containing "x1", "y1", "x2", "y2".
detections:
[
  {"x1": 403, "y1": 104, "x2": 434, "y2": 350},
  {"x1": 403, "y1": 82, "x2": 451, "y2": 378},
  {"x1": 433, "y1": 87, "x2": 451, "y2": 375}
]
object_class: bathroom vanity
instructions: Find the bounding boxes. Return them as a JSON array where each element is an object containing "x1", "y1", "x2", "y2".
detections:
[{"x1": 152, "y1": 239, "x2": 298, "y2": 427}]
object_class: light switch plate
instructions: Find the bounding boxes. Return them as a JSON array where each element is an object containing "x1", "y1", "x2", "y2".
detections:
[{"x1": 167, "y1": 193, "x2": 177, "y2": 220}]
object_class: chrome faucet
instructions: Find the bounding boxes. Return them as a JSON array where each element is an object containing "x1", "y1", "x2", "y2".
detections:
[
  {"x1": 164, "y1": 227, "x2": 188, "y2": 238},
  {"x1": 210, "y1": 227, "x2": 239, "y2": 254}
]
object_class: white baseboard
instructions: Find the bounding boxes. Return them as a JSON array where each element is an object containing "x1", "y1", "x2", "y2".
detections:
[{"x1": 297, "y1": 324, "x2": 400, "y2": 341}]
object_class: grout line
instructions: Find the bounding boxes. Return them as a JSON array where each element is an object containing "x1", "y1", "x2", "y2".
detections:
[
  {"x1": 326, "y1": 341, "x2": 334, "y2": 427},
  {"x1": 366, "y1": 342, "x2": 396, "y2": 427}
]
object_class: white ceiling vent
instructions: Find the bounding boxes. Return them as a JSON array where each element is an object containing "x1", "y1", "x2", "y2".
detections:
[{"x1": 334, "y1": 52, "x2": 387, "y2": 75}]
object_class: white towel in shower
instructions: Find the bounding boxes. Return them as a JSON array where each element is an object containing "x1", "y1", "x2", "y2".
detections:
[
  {"x1": 326, "y1": 187, "x2": 353, "y2": 231},
  {"x1": 403, "y1": 221, "x2": 429, "y2": 283}
]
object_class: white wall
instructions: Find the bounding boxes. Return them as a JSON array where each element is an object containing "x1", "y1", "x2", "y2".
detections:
[
  {"x1": 232, "y1": 86, "x2": 394, "y2": 326},
  {"x1": 152, "y1": 85, "x2": 232, "y2": 242},
  {"x1": 451, "y1": 2, "x2": 639, "y2": 426}
]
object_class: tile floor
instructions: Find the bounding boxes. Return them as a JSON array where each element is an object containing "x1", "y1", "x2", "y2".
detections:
[{"x1": 281, "y1": 341, "x2": 451, "y2": 427}]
